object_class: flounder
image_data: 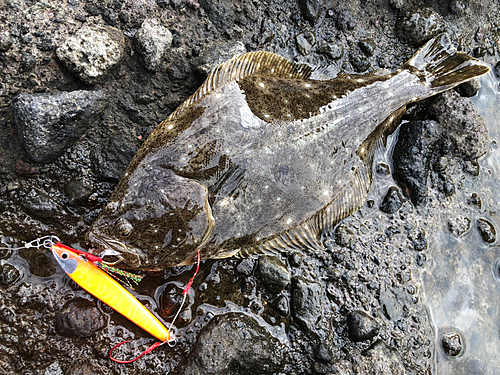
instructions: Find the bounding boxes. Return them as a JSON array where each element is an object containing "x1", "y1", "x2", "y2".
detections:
[{"x1": 87, "y1": 34, "x2": 489, "y2": 270}]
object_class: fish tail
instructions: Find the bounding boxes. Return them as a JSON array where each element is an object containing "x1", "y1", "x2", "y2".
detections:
[{"x1": 404, "y1": 33, "x2": 489, "y2": 94}]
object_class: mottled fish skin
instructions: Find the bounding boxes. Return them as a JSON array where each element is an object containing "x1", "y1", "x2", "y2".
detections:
[{"x1": 86, "y1": 34, "x2": 489, "y2": 270}]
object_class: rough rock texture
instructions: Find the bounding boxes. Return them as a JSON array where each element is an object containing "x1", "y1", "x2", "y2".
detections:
[
  {"x1": 13, "y1": 90, "x2": 107, "y2": 163},
  {"x1": 396, "y1": 6, "x2": 446, "y2": 45},
  {"x1": 134, "y1": 18, "x2": 173, "y2": 72},
  {"x1": 56, "y1": 27, "x2": 125, "y2": 85},
  {"x1": 55, "y1": 300, "x2": 105, "y2": 337}
]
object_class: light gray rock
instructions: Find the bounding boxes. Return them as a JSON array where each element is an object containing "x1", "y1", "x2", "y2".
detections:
[
  {"x1": 56, "y1": 26, "x2": 125, "y2": 84},
  {"x1": 134, "y1": 18, "x2": 173, "y2": 71}
]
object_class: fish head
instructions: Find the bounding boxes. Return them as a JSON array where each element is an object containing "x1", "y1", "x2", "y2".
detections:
[{"x1": 86, "y1": 168, "x2": 214, "y2": 271}]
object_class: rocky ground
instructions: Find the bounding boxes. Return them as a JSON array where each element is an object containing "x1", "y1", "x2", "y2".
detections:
[{"x1": 0, "y1": 0, "x2": 500, "y2": 374}]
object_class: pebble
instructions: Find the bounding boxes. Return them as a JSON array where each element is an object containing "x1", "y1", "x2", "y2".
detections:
[
  {"x1": 257, "y1": 256, "x2": 290, "y2": 294},
  {"x1": 455, "y1": 78, "x2": 481, "y2": 97},
  {"x1": 392, "y1": 120, "x2": 440, "y2": 206},
  {"x1": 13, "y1": 90, "x2": 107, "y2": 163},
  {"x1": 56, "y1": 26, "x2": 125, "y2": 85},
  {"x1": 291, "y1": 277, "x2": 323, "y2": 331},
  {"x1": 347, "y1": 310, "x2": 379, "y2": 342},
  {"x1": 0, "y1": 264, "x2": 21, "y2": 287},
  {"x1": 0, "y1": 30, "x2": 13, "y2": 51},
  {"x1": 441, "y1": 331, "x2": 463, "y2": 356},
  {"x1": 334, "y1": 223, "x2": 354, "y2": 248},
  {"x1": 448, "y1": 216, "x2": 472, "y2": 237},
  {"x1": 477, "y1": 218, "x2": 496, "y2": 243},
  {"x1": 65, "y1": 179, "x2": 94, "y2": 206},
  {"x1": 395, "y1": 6, "x2": 446, "y2": 45},
  {"x1": 358, "y1": 39, "x2": 376, "y2": 57},
  {"x1": 298, "y1": 0, "x2": 328, "y2": 23},
  {"x1": 55, "y1": 301, "x2": 105, "y2": 337},
  {"x1": 317, "y1": 43, "x2": 343, "y2": 60},
  {"x1": 296, "y1": 32, "x2": 315, "y2": 55},
  {"x1": 349, "y1": 53, "x2": 371, "y2": 72},
  {"x1": 379, "y1": 186, "x2": 404, "y2": 214},
  {"x1": 236, "y1": 258, "x2": 255, "y2": 276},
  {"x1": 134, "y1": 19, "x2": 173, "y2": 72},
  {"x1": 335, "y1": 9, "x2": 356, "y2": 31},
  {"x1": 21, "y1": 188, "x2": 65, "y2": 220}
]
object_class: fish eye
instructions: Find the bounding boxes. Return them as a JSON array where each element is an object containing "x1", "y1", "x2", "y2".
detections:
[
  {"x1": 116, "y1": 218, "x2": 133, "y2": 238},
  {"x1": 61, "y1": 252, "x2": 69, "y2": 259}
]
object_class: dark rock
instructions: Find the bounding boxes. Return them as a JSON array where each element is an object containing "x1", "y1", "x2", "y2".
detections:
[
  {"x1": 347, "y1": 310, "x2": 379, "y2": 342},
  {"x1": 194, "y1": 41, "x2": 246, "y2": 77},
  {"x1": 380, "y1": 186, "x2": 404, "y2": 214},
  {"x1": 236, "y1": 258, "x2": 255, "y2": 276},
  {"x1": 449, "y1": 0, "x2": 467, "y2": 15},
  {"x1": 441, "y1": 331, "x2": 463, "y2": 356},
  {"x1": 392, "y1": 120, "x2": 441, "y2": 206},
  {"x1": 395, "y1": 6, "x2": 446, "y2": 45},
  {"x1": 199, "y1": 0, "x2": 235, "y2": 34},
  {"x1": 65, "y1": 360, "x2": 108, "y2": 375},
  {"x1": 160, "y1": 283, "x2": 184, "y2": 318},
  {"x1": 56, "y1": 26, "x2": 125, "y2": 84},
  {"x1": 0, "y1": 264, "x2": 21, "y2": 287},
  {"x1": 388, "y1": 0, "x2": 404, "y2": 9},
  {"x1": 296, "y1": 31, "x2": 315, "y2": 55},
  {"x1": 334, "y1": 223, "x2": 354, "y2": 247},
  {"x1": 274, "y1": 295, "x2": 290, "y2": 315},
  {"x1": 0, "y1": 30, "x2": 13, "y2": 52},
  {"x1": 21, "y1": 52, "x2": 36, "y2": 71},
  {"x1": 315, "y1": 343, "x2": 332, "y2": 363},
  {"x1": 477, "y1": 218, "x2": 496, "y2": 243},
  {"x1": 134, "y1": 18, "x2": 173, "y2": 72},
  {"x1": 376, "y1": 162, "x2": 390, "y2": 175},
  {"x1": 352, "y1": 342, "x2": 407, "y2": 374},
  {"x1": 292, "y1": 277, "x2": 323, "y2": 331},
  {"x1": 447, "y1": 216, "x2": 472, "y2": 236},
  {"x1": 358, "y1": 39, "x2": 376, "y2": 56},
  {"x1": 21, "y1": 188, "x2": 66, "y2": 220},
  {"x1": 335, "y1": 9, "x2": 356, "y2": 31},
  {"x1": 55, "y1": 300, "x2": 105, "y2": 337},
  {"x1": 298, "y1": 0, "x2": 328, "y2": 24},
  {"x1": 317, "y1": 43, "x2": 343, "y2": 59},
  {"x1": 257, "y1": 256, "x2": 290, "y2": 294},
  {"x1": 65, "y1": 179, "x2": 93, "y2": 206},
  {"x1": 455, "y1": 78, "x2": 481, "y2": 97},
  {"x1": 349, "y1": 53, "x2": 371, "y2": 72},
  {"x1": 467, "y1": 193, "x2": 482, "y2": 209},
  {"x1": 13, "y1": 90, "x2": 107, "y2": 163},
  {"x1": 175, "y1": 313, "x2": 287, "y2": 375},
  {"x1": 428, "y1": 90, "x2": 489, "y2": 160},
  {"x1": 408, "y1": 229, "x2": 427, "y2": 251}
]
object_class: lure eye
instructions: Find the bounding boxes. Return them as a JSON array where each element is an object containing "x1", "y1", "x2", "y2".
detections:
[
  {"x1": 61, "y1": 252, "x2": 69, "y2": 259},
  {"x1": 116, "y1": 218, "x2": 133, "y2": 238}
]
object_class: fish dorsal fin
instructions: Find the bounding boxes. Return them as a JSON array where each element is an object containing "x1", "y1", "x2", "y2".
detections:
[{"x1": 168, "y1": 52, "x2": 314, "y2": 120}]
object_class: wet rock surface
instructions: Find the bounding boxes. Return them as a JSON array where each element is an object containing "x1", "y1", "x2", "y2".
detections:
[{"x1": 0, "y1": 0, "x2": 499, "y2": 374}]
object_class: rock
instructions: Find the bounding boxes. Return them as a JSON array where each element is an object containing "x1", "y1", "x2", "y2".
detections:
[
  {"x1": 349, "y1": 53, "x2": 371, "y2": 72},
  {"x1": 455, "y1": 78, "x2": 481, "y2": 97},
  {"x1": 477, "y1": 218, "x2": 496, "y2": 243},
  {"x1": 291, "y1": 277, "x2": 323, "y2": 331},
  {"x1": 334, "y1": 223, "x2": 354, "y2": 247},
  {"x1": 42, "y1": 362, "x2": 64, "y2": 375},
  {"x1": 56, "y1": 26, "x2": 125, "y2": 84},
  {"x1": 441, "y1": 331, "x2": 463, "y2": 356},
  {"x1": 0, "y1": 264, "x2": 21, "y2": 287},
  {"x1": 195, "y1": 41, "x2": 246, "y2": 77},
  {"x1": 358, "y1": 39, "x2": 376, "y2": 56},
  {"x1": 174, "y1": 313, "x2": 287, "y2": 375},
  {"x1": 198, "y1": 0, "x2": 235, "y2": 34},
  {"x1": 257, "y1": 256, "x2": 290, "y2": 294},
  {"x1": 13, "y1": 90, "x2": 107, "y2": 163},
  {"x1": 379, "y1": 187, "x2": 404, "y2": 214},
  {"x1": 236, "y1": 258, "x2": 255, "y2": 276},
  {"x1": 352, "y1": 342, "x2": 408, "y2": 374},
  {"x1": 467, "y1": 193, "x2": 482, "y2": 208},
  {"x1": 65, "y1": 360, "x2": 108, "y2": 375},
  {"x1": 335, "y1": 9, "x2": 356, "y2": 31},
  {"x1": 317, "y1": 43, "x2": 343, "y2": 59},
  {"x1": 395, "y1": 6, "x2": 446, "y2": 45},
  {"x1": 392, "y1": 120, "x2": 441, "y2": 206},
  {"x1": 347, "y1": 310, "x2": 379, "y2": 342},
  {"x1": 134, "y1": 19, "x2": 173, "y2": 71},
  {"x1": 298, "y1": 0, "x2": 328, "y2": 24},
  {"x1": 447, "y1": 216, "x2": 472, "y2": 237},
  {"x1": 449, "y1": 0, "x2": 467, "y2": 15},
  {"x1": 21, "y1": 188, "x2": 66, "y2": 220},
  {"x1": 0, "y1": 30, "x2": 13, "y2": 52},
  {"x1": 159, "y1": 283, "x2": 184, "y2": 318},
  {"x1": 428, "y1": 90, "x2": 489, "y2": 160},
  {"x1": 65, "y1": 179, "x2": 94, "y2": 206},
  {"x1": 296, "y1": 31, "x2": 315, "y2": 55},
  {"x1": 55, "y1": 300, "x2": 105, "y2": 338}
]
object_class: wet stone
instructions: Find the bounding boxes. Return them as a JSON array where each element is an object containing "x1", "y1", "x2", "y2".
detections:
[
  {"x1": 42, "y1": 362, "x2": 64, "y2": 375},
  {"x1": 317, "y1": 43, "x2": 343, "y2": 60},
  {"x1": 198, "y1": 0, "x2": 235, "y2": 34},
  {"x1": 134, "y1": 18, "x2": 173, "y2": 72},
  {"x1": 376, "y1": 162, "x2": 390, "y2": 175},
  {"x1": 334, "y1": 223, "x2": 355, "y2": 247},
  {"x1": 21, "y1": 188, "x2": 64, "y2": 220},
  {"x1": 55, "y1": 300, "x2": 105, "y2": 337},
  {"x1": 292, "y1": 277, "x2": 323, "y2": 331},
  {"x1": 395, "y1": 6, "x2": 446, "y2": 45},
  {"x1": 175, "y1": 313, "x2": 287, "y2": 375},
  {"x1": 274, "y1": 294, "x2": 290, "y2": 315},
  {"x1": 349, "y1": 53, "x2": 371, "y2": 73},
  {"x1": 0, "y1": 30, "x2": 13, "y2": 51},
  {"x1": 379, "y1": 186, "x2": 404, "y2": 214},
  {"x1": 160, "y1": 284, "x2": 184, "y2": 318},
  {"x1": 441, "y1": 331, "x2": 463, "y2": 357},
  {"x1": 298, "y1": 0, "x2": 328, "y2": 23},
  {"x1": 296, "y1": 31, "x2": 315, "y2": 56},
  {"x1": 335, "y1": 9, "x2": 356, "y2": 30},
  {"x1": 0, "y1": 264, "x2": 21, "y2": 287},
  {"x1": 467, "y1": 193, "x2": 482, "y2": 209},
  {"x1": 65, "y1": 179, "x2": 93, "y2": 206},
  {"x1": 456, "y1": 78, "x2": 481, "y2": 97},
  {"x1": 257, "y1": 256, "x2": 290, "y2": 294},
  {"x1": 347, "y1": 310, "x2": 379, "y2": 342},
  {"x1": 477, "y1": 218, "x2": 496, "y2": 243},
  {"x1": 448, "y1": 216, "x2": 472, "y2": 237},
  {"x1": 392, "y1": 120, "x2": 441, "y2": 206},
  {"x1": 13, "y1": 90, "x2": 107, "y2": 163},
  {"x1": 236, "y1": 258, "x2": 255, "y2": 276},
  {"x1": 65, "y1": 360, "x2": 108, "y2": 375},
  {"x1": 358, "y1": 39, "x2": 376, "y2": 57},
  {"x1": 56, "y1": 26, "x2": 125, "y2": 84}
]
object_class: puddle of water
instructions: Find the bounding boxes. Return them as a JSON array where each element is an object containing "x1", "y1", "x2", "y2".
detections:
[{"x1": 423, "y1": 72, "x2": 500, "y2": 374}]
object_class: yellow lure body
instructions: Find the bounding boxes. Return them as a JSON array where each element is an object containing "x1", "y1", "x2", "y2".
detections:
[{"x1": 51, "y1": 243, "x2": 170, "y2": 342}]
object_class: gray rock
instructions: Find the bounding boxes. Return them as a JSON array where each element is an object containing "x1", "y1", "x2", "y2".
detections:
[
  {"x1": 292, "y1": 277, "x2": 323, "y2": 331},
  {"x1": 43, "y1": 362, "x2": 64, "y2": 375},
  {"x1": 55, "y1": 300, "x2": 105, "y2": 337},
  {"x1": 441, "y1": 331, "x2": 463, "y2": 357},
  {"x1": 56, "y1": 26, "x2": 125, "y2": 84},
  {"x1": 335, "y1": 9, "x2": 356, "y2": 31},
  {"x1": 334, "y1": 223, "x2": 354, "y2": 247},
  {"x1": 0, "y1": 264, "x2": 21, "y2": 287},
  {"x1": 257, "y1": 256, "x2": 290, "y2": 294},
  {"x1": 0, "y1": 30, "x2": 13, "y2": 52},
  {"x1": 317, "y1": 43, "x2": 343, "y2": 59},
  {"x1": 477, "y1": 218, "x2": 496, "y2": 243},
  {"x1": 175, "y1": 313, "x2": 287, "y2": 375},
  {"x1": 379, "y1": 186, "x2": 404, "y2": 214},
  {"x1": 296, "y1": 31, "x2": 315, "y2": 55},
  {"x1": 448, "y1": 216, "x2": 472, "y2": 237},
  {"x1": 21, "y1": 188, "x2": 66, "y2": 220},
  {"x1": 358, "y1": 39, "x2": 376, "y2": 56},
  {"x1": 65, "y1": 179, "x2": 94, "y2": 206},
  {"x1": 392, "y1": 120, "x2": 441, "y2": 206},
  {"x1": 195, "y1": 41, "x2": 246, "y2": 77},
  {"x1": 347, "y1": 310, "x2": 379, "y2": 342},
  {"x1": 298, "y1": 0, "x2": 330, "y2": 24},
  {"x1": 199, "y1": 0, "x2": 235, "y2": 34},
  {"x1": 236, "y1": 258, "x2": 255, "y2": 276},
  {"x1": 395, "y1": 6, "x2": 446, "y2": 45},
  {"x1": 134, "y1": 18, "x2": 173, "y2": 71},
  {"x1": 13, "y1": 90, "x2": 107, "y2": 163},
  {"x1": 428, "y1": 90, "x2": 489, "y2": 160}
]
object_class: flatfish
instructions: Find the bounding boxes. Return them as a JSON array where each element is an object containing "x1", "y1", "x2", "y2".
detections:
[{"x1": 86, "y1": 34, "x2": 489, "y2": 270}]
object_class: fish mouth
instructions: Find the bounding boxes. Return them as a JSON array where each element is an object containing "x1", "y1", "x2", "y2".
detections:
[{"x1": 86, "y1": 231, "x2": 143, "y2": 268}]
